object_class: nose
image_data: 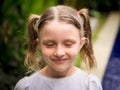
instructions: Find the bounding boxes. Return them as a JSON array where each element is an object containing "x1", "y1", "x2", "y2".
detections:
[{"x1": 55, "y1": 45, "x2": 65, "y2": 57}]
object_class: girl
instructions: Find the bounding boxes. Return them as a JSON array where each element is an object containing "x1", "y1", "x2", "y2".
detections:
[{"x1": 15, "y1": 5, "x2": 103, "y2": 90}]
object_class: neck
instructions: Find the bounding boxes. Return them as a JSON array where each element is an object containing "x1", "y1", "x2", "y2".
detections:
[{"x1": 40, "y1": 66, "x2": 78, "y2": 78}]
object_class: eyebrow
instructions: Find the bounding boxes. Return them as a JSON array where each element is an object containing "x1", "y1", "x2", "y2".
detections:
[
  {"x1": 42, "y1": 38, "x2": 77, "y2": 43},
  {"x1": 64, "y1": 39, "x2": 76, "y2": 42},
  {"x1": 41, "y1": 40, "x2": 56, "y2": 44}
]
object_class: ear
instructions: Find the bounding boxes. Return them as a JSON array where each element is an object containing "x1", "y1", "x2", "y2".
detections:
[
  {"x1": 36, "y1": 38, "x2": 40, "y2": 46},
  {"x1": 79, "y1": 37, "x2": 87, "y2": 50},
  {"x1": 36, "y1": 38, "x2": 39, "y2": 43}
]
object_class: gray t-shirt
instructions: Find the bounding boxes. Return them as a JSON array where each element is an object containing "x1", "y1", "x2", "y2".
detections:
[{"x1": 14, "y1": 69, "x2": 103, "y2": 90}]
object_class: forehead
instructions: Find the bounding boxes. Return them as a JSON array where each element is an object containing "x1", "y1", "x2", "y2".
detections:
[
  {"x1": 40, "y1": 21, "x2": 80, "y2": 35},
  {"x1": 39, "y1": 21, "x2": 80, "y2": 41}
]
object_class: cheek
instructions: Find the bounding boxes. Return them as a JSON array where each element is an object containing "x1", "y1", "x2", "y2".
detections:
[
  {"x1": 68, "y1": 46, "x2": 80, "y2": 59},
  {"x1": 41, "y1": 47, "x2": 53, "y2": 58}
]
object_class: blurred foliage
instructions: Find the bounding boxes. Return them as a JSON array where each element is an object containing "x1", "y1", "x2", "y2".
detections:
[
  {"x1": 0, "y1": 0, "x2": 58, "y2": 89},
  {"x1": 0, "y1": 0, "x2": 120, "y2": 90}
]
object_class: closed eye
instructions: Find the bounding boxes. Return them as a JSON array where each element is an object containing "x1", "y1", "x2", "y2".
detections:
[
  {"x1": 65, "y1": 43, "x2": 72, "y2": 46},
  {"x1": 64, "y1": 41, "x2": 75, "y2": 47},
  {"x1": 46, "y1": 43, "x2": 55, "y2": 47},
  {"x1": 42, "y1": 42, "x2": 56, "y2": 48}
]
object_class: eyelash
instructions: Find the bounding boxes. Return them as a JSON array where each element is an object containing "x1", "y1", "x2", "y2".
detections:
[
  {"x1": 64, "y1": 43, "x2": 72, "y2": 47},
  {"x1": 45, "y1": 43, "x2": 73, "y2": 48},
  {"x1": 43, "y1": 41, "x2": 75, "y2": 48},
  {"x1": 46, "y1": 44, "x2": 55, "y2": 47}
]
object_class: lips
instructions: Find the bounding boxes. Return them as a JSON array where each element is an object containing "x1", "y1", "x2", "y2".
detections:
[{"x1": 52, "y1": 58, "x2": 67, "y2": 64}]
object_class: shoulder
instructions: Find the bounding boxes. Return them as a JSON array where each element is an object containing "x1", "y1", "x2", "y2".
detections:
[
  {"x1": 14, "y1": 72, "x2": 39, "y2": 90},
  {"x1": 76, "y1": 69, "x2": 103, "y2": 90},
  {"x1": 14, "y1": 77, "x2": 29, "y2": 90},
  {"x1": 88, "y1": 74, "x2": 103, "y2": 90}
]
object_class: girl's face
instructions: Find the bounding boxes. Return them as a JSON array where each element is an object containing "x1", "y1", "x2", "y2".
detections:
[{"x1": 39, "y1": 21, "x2": 82, "y2": 73}]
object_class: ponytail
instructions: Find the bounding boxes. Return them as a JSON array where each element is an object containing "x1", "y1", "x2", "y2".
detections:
[
  {"x1": 78, "y1": 9, "x2": 96, "y2": 71},
  {"x1": 24, "y1": 14, "x2": 41, "y2": 73}
]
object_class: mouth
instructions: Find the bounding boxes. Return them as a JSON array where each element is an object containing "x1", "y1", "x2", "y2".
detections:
[{"x1": 52, "y1": 58, "x2": 67, "y2": 64}]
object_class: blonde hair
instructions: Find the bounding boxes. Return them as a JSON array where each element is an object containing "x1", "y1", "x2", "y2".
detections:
[{"x1": 25, "y1": 5, "x2": 96, "y2": 73}]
